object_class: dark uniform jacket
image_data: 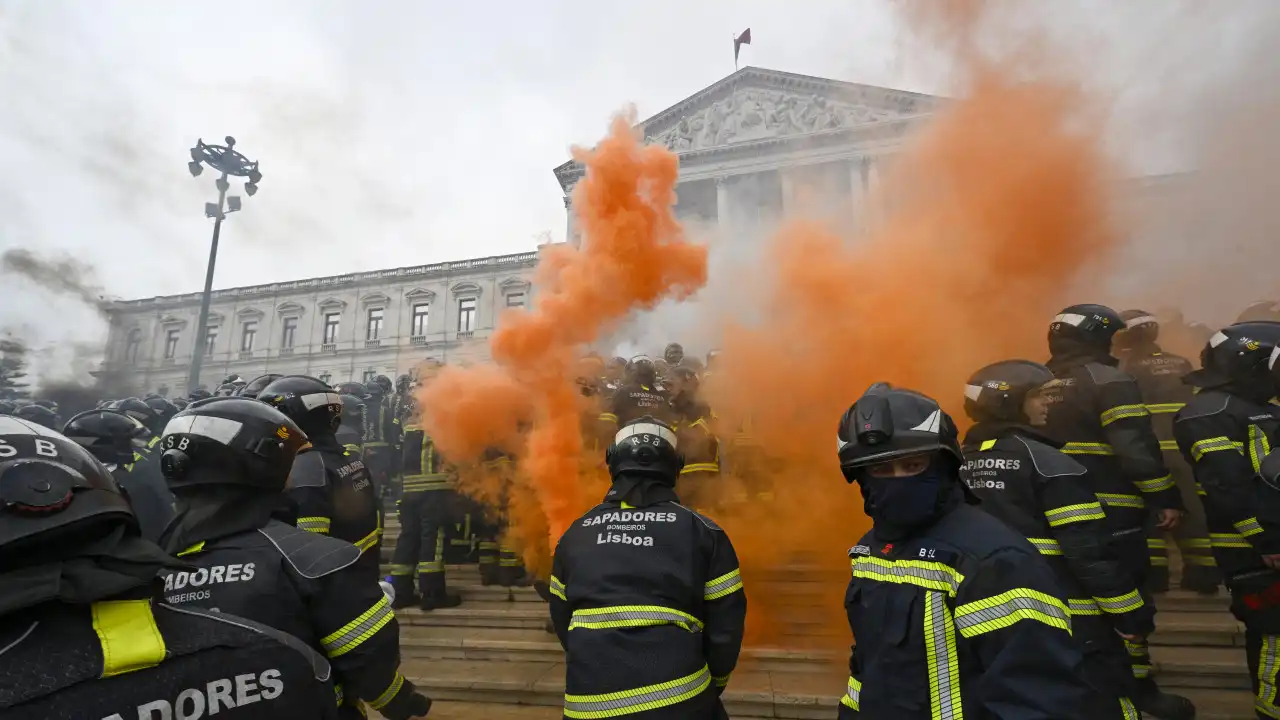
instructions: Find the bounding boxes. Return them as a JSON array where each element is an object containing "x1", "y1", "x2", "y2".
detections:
[
  {"x1": 550, "y1": 486, "x2": 746, "y2": 720},
  {"x1": 337, "y1": 400, "x2": 367, "y2": 455},
  {"x1": 599, "y1": 381, "x2": 674, "y2": 431},
  {"x1": 672, "y1": 399, "x2": 720, "y2": 477},
  {"x1": 288, "y1": 437, "x2": 382, "y2": 578},
  {"x1": 364, "y1": 394, "x2": 401, "y2": 451},
  {"x1": 839, "y1": 502, "x2": 1094, "y2": 719},
  {"x1": 1043, "y1": 355, "x2": 1183, "y2": 528},
  {"x1": 0, "y1": 596, "x2": 338, "y2": 719},
  {"x1": 401, "y1": 424, "x2": 452, "y2": 493},
  {"x1": 1174, "y1": 390, "x2": 1280, "y2": 624},
  {"x1": 109, "y1": 452, "x2": 175, "y2": 544},
  {"x1": 1120, "y1": 346, "x2": 1196, "y2": 445},
  {"x1": 159, "y1": 520, "x2": 423, "y2": 720}
]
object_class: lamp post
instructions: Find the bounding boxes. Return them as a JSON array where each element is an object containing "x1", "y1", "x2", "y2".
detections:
[{"x1": 185, "y1": 136, "x2": 262, "y2": 392}]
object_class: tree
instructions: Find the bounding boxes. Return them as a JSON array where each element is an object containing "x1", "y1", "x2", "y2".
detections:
[{"x1": 0, "y1": 340, "x2": 30, "y2": 400}]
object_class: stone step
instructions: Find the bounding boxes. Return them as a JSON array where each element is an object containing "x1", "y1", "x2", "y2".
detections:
[
  {"x1": 1149, "y1": 611, "x2": 1244, "y2": 647},
  {"x1": 1154, "y1": 646, "x2": 1250, "y2": 690},
  {"x1": 398, "y1": 657, "x2": 1259, "y2": 719}
]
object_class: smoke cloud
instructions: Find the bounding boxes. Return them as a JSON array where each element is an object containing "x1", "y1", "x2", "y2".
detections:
[{"x1": 1, "y1": 249, "x2": 109, "y2": 312}]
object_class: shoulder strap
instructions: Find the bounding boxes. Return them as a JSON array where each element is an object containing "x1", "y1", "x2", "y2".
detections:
[
  {"x1": 1014, "y1": 436, "x2": 1086, "y2": 478},
  {"x1": 157, "y1": 604, "x2": 331, "y2": 682},
  {"x1": 671, "y1": 502, "x2": 723, "y2": 532},
  {"x1": 89, "y1": 599, "x2": 167, "y2": 679},
  {"x1": 1084, "y1": 362, "x2": 1131, "y2": 385},
  {"x1": 258, "y1": 521, "x2": 360, "y2": 579},
  {"x1": 290, "y1": 450, "x2": 329, "y2": 489},
  {"x1": 1175, "y1": 392, "x2": 1231, "y2": 423}
]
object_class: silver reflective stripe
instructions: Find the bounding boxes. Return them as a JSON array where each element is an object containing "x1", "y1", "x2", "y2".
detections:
[
  {"x1": 1126, "y1": 315, "x2": 1157, "y2": 328},
  {"x1": 301, "y1": 392, "x2": 343, "y2": 410},
  {"x1": 1209, "y1": 331, "x2": 1229, "y2": 348},
  {"x1": 1054, "y1": 313, "x2": 1086, "y2": 327},
  {"x1": 563, "y1": 665, "x2": 710, "y2": 717},
  {"x1": 963, "y1": 384, "x2": 984, "y2": 401},
  {"x1": 614, "y1": 422, "x2": 677, "y2": 448},
  {"x1": 954, "y1": 594, "x2": 1069, "y2": 635},
  {"x1": 924, "y1": 591, "x2": 960, "y2": 717},
  {"x1": 0, "y1": 416, "x2": 66, "y2": 438},
  {"x1": 162, "y1": 415, "x2": 243, "y2": 445},
  {"x1": 1271, "y1": 344, "x2": 1280, "y2": 371},
  {"x1": 569, "y1": 607, "x2": 703, "y2": 631}
]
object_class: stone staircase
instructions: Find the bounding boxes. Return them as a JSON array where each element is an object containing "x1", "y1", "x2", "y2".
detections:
[{"x1": 378, "y1": 520, "x2": 1259, "y2": 719}]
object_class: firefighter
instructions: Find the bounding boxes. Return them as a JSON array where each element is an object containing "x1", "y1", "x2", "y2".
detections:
[
  {"x1": 0, "y1": 417, "x2": 340, "y2": 719},
  {"x1": 364, "y1": 377, "x2": 402, "y2": 498},
  {"x1": 62, "y1": 408, "x2": 174, "y2": 542},
  {"x1": 664, "y1": 342, "x2": 685, "y2": 368},
  {"x1": 1115, "y1": 309, "x2": 1217, "y2": 594},
  {"x1": 1041, "y1": 304, "x2": 1190, "y2": 716},
  {"x1": 142, "y1": 394, "x2": 181, "y2": 435},
  {"x1": 237, "y1": 373, "x2": 284, "y2": 399},
  {"x1": 668, "y1": 365, "x2": 720, "y2": 511},
  {"x1": 1173, "y1": 321, "x2": 1280, "y2": 720},
  {"x1": 835, "y1": 383, "x2": 1095, "y2": 718},
  {"x1": 960, "y1": 360, "x2": 1157, "y2": 718},
  {"x1": 13, "y1": 402, "x2": 57, "y2": 429},
  {"x1": 155, "y1": 397, "x2": 431, "y2": 720},
  {"x1": 114, "y1": 397, "x2": 165, "y2": 454},
  {"x1": 392, "y1": 406, "x2": 463, "y2": 610},
  {"x1": 550, "y1": 416, "x2": 746, "y2": 720},
  {"x1": 259, "y1": 376, "x2": 383, "y2": 583},
  {"x1": 337, "y1": 393, "x2": 368, "y2": 454},
  {"x1": 473, "y1": 447, "x2": 526, "y2": 587},
  {"x1": 598, "y1": 356, "x2": 674, "y2": 438}
]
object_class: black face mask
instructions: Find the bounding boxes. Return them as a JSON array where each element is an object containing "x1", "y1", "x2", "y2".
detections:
[{"x1": 858, "y1": 458, "x2": 955, "y2": 541}]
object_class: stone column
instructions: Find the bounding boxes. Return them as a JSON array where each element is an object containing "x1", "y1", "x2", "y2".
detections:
[
  {"x1": 849, "y1": 158, "x2": 867, "y2": 230},
  {"x1": 564, "y1": 195, "x2": 578, "y2": 248},
  {"x1": 780, "y1": 169, "x2": 795, "y2": 216},
  {"x1": 866, "y1": 159, "x2": 882, "y2": 229},
  {"x1": 716, "y1": 176, "x2": 732, "y2": 233}
]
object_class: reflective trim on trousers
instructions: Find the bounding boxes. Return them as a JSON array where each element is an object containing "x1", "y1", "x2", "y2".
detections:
[
  {"x1": 563, "y1": 665, "x2": 710, "y2": 719},
  {"x1": 568, "y1": 605, "x2": 704, "y2": 633}
]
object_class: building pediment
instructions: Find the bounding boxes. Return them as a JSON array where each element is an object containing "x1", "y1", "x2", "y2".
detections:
[
  {"x1": 404, "y1": 287, "x2": 436, "y2": 302},
  {"x1": 159, "y1": 314, "x2": 188, "y2": 329},
  {"x1": 235, "y1": 307, "x2": 265, "y2": 321},
  {"x1": 204, "y1": 311, "x2": 225, "y2": 326},
  {"x1": 498, "y1": 277, "x2": 530, "y2": 292},
  {"x1": 360, "y1": 292, "x2": 391, "y2": 306},
  {"x1": 317, "y1": 297, "x2": 347, "y2": 311},
  {"x1": 553, "y1": 66, "x2": 939, "y2": 190},
  {"x1": 450, "y1": 281, "x2": 482, "y2": 297},
  {"x1": 276, "y1": 301, "x2": 306, "y2": 316}
]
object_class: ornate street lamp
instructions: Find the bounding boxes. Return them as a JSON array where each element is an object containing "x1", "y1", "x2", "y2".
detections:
[{"x1": 185, "y1": 136, "x2": 262, "y2": 392}]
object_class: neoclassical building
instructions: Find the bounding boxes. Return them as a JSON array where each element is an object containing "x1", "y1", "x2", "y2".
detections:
[{"x1": 103, "y1": 66, "x2": 946, "y2": 395}]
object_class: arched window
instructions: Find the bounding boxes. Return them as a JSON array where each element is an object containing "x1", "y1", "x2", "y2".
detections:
[{"x1": 125, "y1": 329, "x2": 142, "y2": 365}]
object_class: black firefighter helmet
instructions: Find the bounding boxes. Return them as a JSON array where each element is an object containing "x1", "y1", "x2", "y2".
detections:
[
  {"x1": 258, "y1": 375, "x2": 344, "y2": 439},
  {"x1": 963, "y1": 360, "x2": 1058, "y2": 424},
  {"x1": 0, "y1": 417, "x2": 139, "y2": 560},
  {"x1": 1187, "y1": 321, "x2": 1280, "y2": 398},
  {"x1": 14, "y1": 403, "x2": 59, "y2": 430},
  {"x1": 62, "y1": 409, "x2": 152, "y2": 466},
  {"x1": 335, "y1": 381, "x2": 371, "y2": 400},
  {"x1": 836, "y1": 383, "x2": 963, "y2": 484},
  {"x1": 159, "y1": 397, "x2": 308, "y2": 493},
  {"x1": 605, "y1": 416, "x2": 684, "y2": 484},
  {"x1": 374, "y1": 375, "x2": 393, "y2": 395},
  {"x1": 1114, "y1": 309, "x2": 1161, "y2": 351},
  {"x1": 237, "y1": 374, "x2": 284, "y2": 399},
  {"x1": 1048, "y1": 304, "x2": 1126, "y2": 355}
]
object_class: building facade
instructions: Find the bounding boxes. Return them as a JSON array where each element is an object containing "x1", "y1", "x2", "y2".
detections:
[
  {"x1": 101, "y1": 252, "x2": 538, "y2": 396},
  {"x1": 102, "y1": 67, "x2": 944, "y2": 396}
]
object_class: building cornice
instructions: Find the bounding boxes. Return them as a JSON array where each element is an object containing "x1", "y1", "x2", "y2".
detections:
[{"x1": 104, "y1": 251, "x2": 540, "y2": 313}]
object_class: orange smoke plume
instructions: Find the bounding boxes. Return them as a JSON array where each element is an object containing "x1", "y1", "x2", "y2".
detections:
[{"x1": 418, "y1": 112, "x2": 708, "y2": 556}]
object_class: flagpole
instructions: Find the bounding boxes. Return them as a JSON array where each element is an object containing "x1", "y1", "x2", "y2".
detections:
[{"x1": 733, "y1": 33, "x2": 738, "y2": 70}]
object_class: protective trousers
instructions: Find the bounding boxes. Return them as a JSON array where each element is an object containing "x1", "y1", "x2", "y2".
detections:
[
  {"x1": 1247, "y1": 629, "x2": 1280, "y2": 719},
  {"x1": 1114, "y1": 527, "x2": 1161, "y2": 698},
  {"x1": 388, "y1": 489, "x2": 453, "y2": 603},
  {"x1": 363, "y1": 446, "x2": 396, "y2": 499},
  {"x1": 1146, "y1": 456, "x2": 1219, "y2": 593}
]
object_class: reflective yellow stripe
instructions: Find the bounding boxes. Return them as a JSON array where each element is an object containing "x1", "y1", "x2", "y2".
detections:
[
  {"x1": 1044, "y1": 502, "x2": 1106, "y2": 527},
  {"x1": 549, "y1": 575, "x2": 567, "y2": 601},
  {"x1": 1097, "y1": 493, "x2": 1144, "y2": 509},
  {"x1": 1061, "y1": 442, "x2": 1114, "y2": 456},
  {"x1": 712, "y1": 673, "x2": 731, "y2": 688},
  {"x1": 353, "y1": 527, "x2": 381, "y2": 553},
  {"x1": 1258, "y1": 635, "x2": 1280, "y2": 718},
  {"x1": 369, "y1": 673, "x2": 405, "y2": 710},
  {"x1": 321, "y1": 596, "x2": 395, "y2": 658},
  {"x1": 954, "y1": 587, "x2": 1071, "y2": 637},
  {"x1": 1148, "y1": 538, "x2": 1168, "y2": 549},
  {"x1": 850, "y1": 556, "x2": 965, "y2": 596},
  {"x1": 389, "y1": 563, "x2": 414, "y2": 576},
  {"x1": 1134, "y1": 474, "x2": 1176, "y2": 493},
  {"x1": 979, "y1": 439, "x2": 997, "y2": 451},
  {"x1": 1250, "y1": 425, "x2": 1273, "y2": 474},
  {"x1": 92, "y1": 600, "x2": 167, "y2": 678},
  {"x1": 1235, "y1": 517, "x2": 1265, "y2": 538},
  {"x1": 704, "y1": 569, "x2": 743, "y2": 600},
  {"x1": 598, "y1": 413, "x2": 618, "y2": 424},
  {"x1": 924, "y1": 591, "x2": 962, "y2": 717},
  {"x1": 297, "y1": 516, "x2": 331, "y2": 534},
  {"x1": 1094, "y1": 590, "x2": 1145, "y2": 614},
  {"x1": 1132, "y1": 664, "x2": 1153, "y2": 679},
  {"x1": 1211, "y1": 532, "x2": 1253, "y2": 548},
  {"x1": 1027, "y1": 537, "x2": 1063, "y2": 556},
  {"x1": 364, "y1": 441, "x2": 390, "y2": 448},
  {"x1": 1146, "y1": 403, "x2": 1184, "y2": 414},
  {"x1": 176, "y1": 541, "x2": 205, "y2": 557},
  {"x1": 1101, "y1": 404, "x2": 1149, "y2": 426},
  {"x1": 680, "y1": 462, "x2": 720, "y2": 474},
  {"x1": 841, "y1": 676, "x2": 862, "y2": 710},
  {"x1": 1068, "y1": 598, "x2": 1102, "y2": 616},
  {"x1": 1158, "y1": 439, "x2": 1180, "y2": 452},
  {"x1": 1189, "y1": 436, "x2": 1244, "y2": 461},
  {"x1": 568, "y1": 605, "x2": 703, "y2": 632},
  {"x1": 1125, "y1": 638, "x2": 1147, "y2": 657},
  {"x1": 1120, "y1": 697, "x2": 1140, "y2": 720},
  {"x1": 563, "y1": 665, "x2": 710, "y2": 719}
]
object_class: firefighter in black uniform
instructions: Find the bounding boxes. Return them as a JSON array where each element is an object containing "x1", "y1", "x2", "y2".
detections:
[
  {"x1": 1174, "y1": 321, "x2": 1280, "y2": 720},
  {"x1": 1041, "y1": 303, "x2": 1193, "y2": 718},
  {"x1": 550, "y1": 416, "x2": 746, "y2": 720},
  {"x1": 834, "y1": 383, "x2": 1095, "y2": 718},
  {"x1": 155, "y1": 398, "x2": 432, "y2": 720},
  {"x1": 338, "y1": 393, "x2": 368, "y2": 454},
  {"x1": 598, "y1": 356, "x2": 674, "y2": 439},
  {"x1": 0, "y1": 417, "x2": 340, "y2": 719},
  {"x1": 392, "y1": 403, "x2": 464, "y2": 610},
  {"x1": 237, "y1": 373, "x2": 284, "y2": 399},
  {"x1": 364, "y1": 377, "x2": 402, "y2": 498},
  {"x1": 259, "y1": 375, "x2": 383, "y2": 583},
  {"x1": 1115, "y1": 309, "x2": 1217, "y2": 593},
  {"x1": 62, "y1": 408, "x2": 174, "y2": 542},
  {"x1": 14, "y1": 402, "x2": 58, "y2": 429},
  {"x1": 960, "y1": 360, "x2": 1157, "y2": 718}
]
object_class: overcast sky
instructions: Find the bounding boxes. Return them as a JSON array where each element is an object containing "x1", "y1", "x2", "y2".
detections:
[{"x1": 0, "y1": 0, "x2": 1272, "y2": 379}]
